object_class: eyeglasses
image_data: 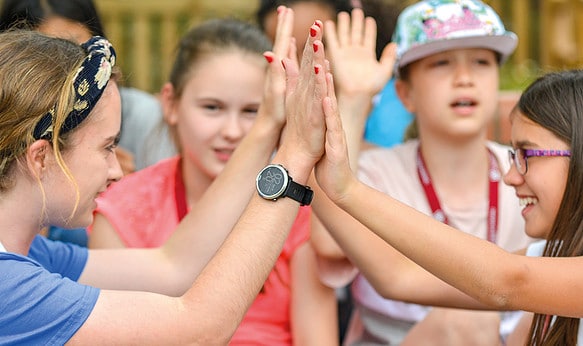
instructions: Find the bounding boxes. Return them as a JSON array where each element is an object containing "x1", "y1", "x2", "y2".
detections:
[{"x1": 508, "y1": 148, "x2": 571, "y2": 175}]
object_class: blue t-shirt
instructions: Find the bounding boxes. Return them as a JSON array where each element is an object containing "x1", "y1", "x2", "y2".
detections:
[
  {"x1": 0, "y1": 236, "x2": 99, "y2": 345},
  {"x1": 364, "y1": 79, "x2": 413, "y2": 148}
]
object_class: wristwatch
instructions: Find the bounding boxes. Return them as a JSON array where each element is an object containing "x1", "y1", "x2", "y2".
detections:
[{"x1": 256, "y1": 164, "x2": 313, "y2": 206}]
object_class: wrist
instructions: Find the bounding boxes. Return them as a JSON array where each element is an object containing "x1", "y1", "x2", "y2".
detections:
[
  {"x1": 270, "y1": 150, "x2": 315, "y2": 185},
  {"x1": 254, "y1": 112, "x2": 285, "y2": 142}
]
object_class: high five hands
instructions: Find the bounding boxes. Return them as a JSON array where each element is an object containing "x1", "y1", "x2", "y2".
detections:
[{"x1": 263, "y1": 6, "x2": 356, "y2": 202}]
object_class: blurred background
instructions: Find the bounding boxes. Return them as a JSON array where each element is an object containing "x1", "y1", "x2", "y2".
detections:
[{"x1": 2, "y1": 0, "x2": 582, "y2": 94}]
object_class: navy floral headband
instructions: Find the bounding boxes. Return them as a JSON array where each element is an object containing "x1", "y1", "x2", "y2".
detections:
[{"x1": 32, "y1": 36, "x2": 116, "y2": 140}]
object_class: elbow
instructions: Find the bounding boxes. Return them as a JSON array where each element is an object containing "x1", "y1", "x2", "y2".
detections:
[{"x1": 476, "y1": 262, "x2": 530, "y2": 311}]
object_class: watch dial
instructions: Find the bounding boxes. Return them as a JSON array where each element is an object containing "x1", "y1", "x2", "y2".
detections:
[{"x1": 257, "y1": 165, "x2": 287, "y2": 198}]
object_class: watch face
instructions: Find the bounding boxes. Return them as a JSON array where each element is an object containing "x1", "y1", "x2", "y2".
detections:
[{"x1": 256, "y1": 164, "x2": 288, "y2": 199}]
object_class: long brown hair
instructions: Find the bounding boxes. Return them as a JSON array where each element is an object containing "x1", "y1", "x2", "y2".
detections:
[{"x1": 518, "y1": 70, "x2": 583, "y2": 345}]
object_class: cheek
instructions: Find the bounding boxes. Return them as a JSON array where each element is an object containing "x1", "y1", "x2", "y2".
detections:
[
  {"x1": 177, "y1": 112, "x2": 214, "y2": 143},
  {"x1": 242, "y1": 117, "x2": 256, "y2": 134}
]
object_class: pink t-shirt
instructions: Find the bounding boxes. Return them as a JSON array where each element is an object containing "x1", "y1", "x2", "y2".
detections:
[{"x1": 92, "y1": 156, "x2": 311, "y2": 345}]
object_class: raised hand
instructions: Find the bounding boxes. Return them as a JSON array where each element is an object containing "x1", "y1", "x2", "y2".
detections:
[
  {"x1": 259, "y1": 6, "x2": 297, "y2": 131},
  {"x1": 325, "y1": 8, "x2": 396, "y2": 100},
  {"x1": 276, "y1": 20, "x2": 330, "y2": 173},
  {"x1": 315, "y1": 73, "x2": 355, "y2": 204}
]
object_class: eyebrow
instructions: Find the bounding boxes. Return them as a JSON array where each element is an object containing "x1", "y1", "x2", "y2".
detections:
[
  {"x1": 107, "y1": 132, "x2": 121, "y2": 145},
  {"x1": 512, "y1": 139, "x2": 538, "y2": 148}
]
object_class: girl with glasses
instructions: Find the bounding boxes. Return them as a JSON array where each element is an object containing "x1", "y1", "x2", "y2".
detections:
[{"x1": 316, "y1": 65, "x2": 583, "y2": 344}]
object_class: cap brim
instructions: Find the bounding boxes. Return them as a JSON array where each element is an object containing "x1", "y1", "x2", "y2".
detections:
[{"x1": 398, "y1": 32, "x2": 518, "y2": 69}]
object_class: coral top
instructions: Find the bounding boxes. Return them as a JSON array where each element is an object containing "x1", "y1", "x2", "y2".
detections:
[{"x1": 92, "y1": 156, "x2": 310, "y2": 345}]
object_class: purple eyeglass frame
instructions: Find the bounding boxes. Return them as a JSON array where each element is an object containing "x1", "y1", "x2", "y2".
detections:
[
  {"x1": 522, "y1": 149, "x2": 572, "y2": 158},
  {"x1": 509, "y1": 149, "x2": 571, "y2": 175}
]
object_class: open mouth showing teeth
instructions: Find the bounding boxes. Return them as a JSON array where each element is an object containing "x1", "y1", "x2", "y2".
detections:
[
  {"x1": 519, "y1": 197, "x2": 538, "y2": 206},
  {"x1": 452, "y1": 100, "x2": 476, "y2": 107}
]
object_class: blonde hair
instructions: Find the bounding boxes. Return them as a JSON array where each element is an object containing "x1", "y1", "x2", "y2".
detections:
[{"x1": 0, "y1": 30, "x2": 85, "y2": 198}]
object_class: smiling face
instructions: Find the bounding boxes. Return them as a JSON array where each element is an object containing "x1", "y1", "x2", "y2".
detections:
[
  {"x1": 503, "y1": 111, "x2": 571, "y2": 239},
  {"x1": 396, "y1": 48, "x2": 499, "y2": 141},
  {"x1": 164, "y1": 51, "x2": 265, "y2": 182},
  {"x1": 45, "y1": 82, "x2": 123, "y2": 228}
]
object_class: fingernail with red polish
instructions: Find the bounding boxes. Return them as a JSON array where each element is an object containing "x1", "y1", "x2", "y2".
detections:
[
  {"x1": 264, "y1": 54, "x2": 274, "y2": 63},
  {"x1": 314, "y1": 21, "x2": 322, "y2": 28},
  {"x1": 310, "y1": 27, "x2": 317, "y2": 37},
  {"x1": 313, "y1": 43, "x2": 319, "y2": 52},
  {"x1": 315, "y1": 65, "x2": 320, "y2": 74},
  {"x1": 281, "y1": 60, "x2": 286, "y2": 70}
]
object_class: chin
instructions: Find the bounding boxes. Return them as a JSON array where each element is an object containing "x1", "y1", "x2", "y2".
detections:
[{"x1": 524, "y1": 227, "x2": 547, "y2": 240}]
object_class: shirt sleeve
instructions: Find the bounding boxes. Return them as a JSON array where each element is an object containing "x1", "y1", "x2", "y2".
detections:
[
  {"x1": 0, "y1": 253, "x2": 99, "y2": 345},
  {"x1": 28, "y1": 235, "x2": 88, "y2": 281},
  {"x1": 526, "y1": 240, "x2": 547, "y2": 257}
]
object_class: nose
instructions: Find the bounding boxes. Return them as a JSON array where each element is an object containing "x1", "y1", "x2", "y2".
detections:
[
  {"x1": 453, "y1": 61, "x2": 473, "y2": 87},
  {"x1": 221, "y1": 113, "x2": 246, "y2": 141},
  {"x1": 109, "y1": 151, "x2": 124, "y2": 183},
  {"x1": 503, "y1": 163, "x2": 524, "y2": 187}
]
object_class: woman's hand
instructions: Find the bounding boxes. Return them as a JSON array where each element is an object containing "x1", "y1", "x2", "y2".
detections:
[{"x1": 276, "y1": 20, "x2": 331, "y2": 177}]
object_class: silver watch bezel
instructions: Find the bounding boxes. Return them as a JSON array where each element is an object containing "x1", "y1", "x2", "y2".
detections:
[{"x1": 256, "y1": 164, "x2": 289, "y2": 200}]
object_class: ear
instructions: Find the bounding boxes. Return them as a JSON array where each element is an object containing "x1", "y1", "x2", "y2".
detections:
[
  {"x1": 160, "y1": 82, "x2": 179, "y2": 126},
  {"x1": 26, "y1": 140, "x2": 52, "y2": 179},
  {"x1": 395, "y1": 79, "x2": 416, "y2": 114}
]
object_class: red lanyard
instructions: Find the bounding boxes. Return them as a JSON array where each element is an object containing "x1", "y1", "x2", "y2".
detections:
[
  {"x1": 416, "y1": 147, "x2": 500, "y2": 243},
  {"x1": 175, "y1": 159, "x2": 188, "y2": 222}
]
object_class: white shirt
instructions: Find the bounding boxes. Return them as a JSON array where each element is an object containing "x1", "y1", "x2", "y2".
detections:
[{"x1": 526, "y1": 240, "x2": 583, "y2": 345}]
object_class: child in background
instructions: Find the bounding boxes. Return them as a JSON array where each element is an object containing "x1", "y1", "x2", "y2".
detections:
[
  {"x1": 88, "y1": 18, "x2": 338, "y2": 345},
  {"x1": 310, "y1": 0, "x2": 534, "y2": 344}
]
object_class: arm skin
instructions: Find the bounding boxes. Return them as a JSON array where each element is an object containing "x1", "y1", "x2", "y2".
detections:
[
  {"x1": 81, "y1": 7, "x2": 296, "y2": 295},
  {"x1": 316, "y1": 84, "x2": 583, "y2": 319},
  {"x1": 401, "y1": 308, "x2": 502, "y2": 346},
  {"x1": 310, "y1": 8, "x2": 396, "y2": 287},
  {"x1": 290, "y1": 242, "x2": 339, "y2": 345},
  {"x1": 67, "y1": 8, "x2": 334, "y2": 345}
]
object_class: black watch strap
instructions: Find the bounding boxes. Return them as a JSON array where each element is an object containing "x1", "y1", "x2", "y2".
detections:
[{"x1": 284, "y1": 180, "x2": 313, "y2": 206}]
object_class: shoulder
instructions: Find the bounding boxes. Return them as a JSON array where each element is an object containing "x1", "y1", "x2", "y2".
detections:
[
  {"x1": 360, "y1": 139, "x2": 417, "y2": 162},
  {"x1": 28, "y1": 235, "x2": 88, "y2": 281},
  {"x1": 0, "y1": 251, "x2": 98, "y2": 344},
  {"x1": 358, "y1": 140, "x2": 418, "y2": 180}
]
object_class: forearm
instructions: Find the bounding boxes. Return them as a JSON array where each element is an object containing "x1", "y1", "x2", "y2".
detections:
[
  {"x1": 401, "y1": 308, "x2": 502, "y2": 346},
  {"x1": 336, "y1": 178, "x2": 520, "y2": 310},
  {"x1": 312, "y1": 187, "x2": 482, "y2": 306},
  {"x1": 178, "y1": 150, "x2": 315, "y2": 338},
  {"x1": 160, "y1": 115, "x2": 282, "y2": 289},
  {"x1": 291, "y1": 243, "x2": 339, "y2": 345}
]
